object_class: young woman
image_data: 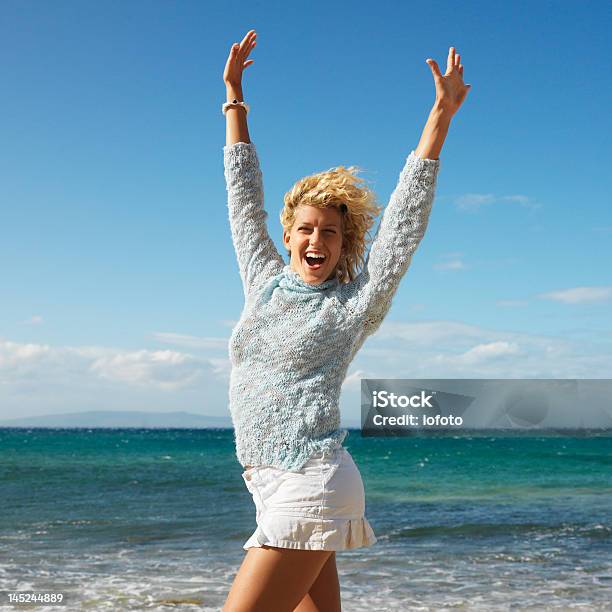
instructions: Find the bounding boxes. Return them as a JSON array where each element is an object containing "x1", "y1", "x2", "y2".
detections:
[{"x1": 221, "y1": 29, "x2": 470, "y2": 612}]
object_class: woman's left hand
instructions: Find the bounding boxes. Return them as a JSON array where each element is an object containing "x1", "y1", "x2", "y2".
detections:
[{"x1": 426, "y1": 47, "x2": 472, "y2": 117}]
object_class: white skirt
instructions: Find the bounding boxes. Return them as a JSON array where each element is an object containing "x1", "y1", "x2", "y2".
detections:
[{"x1": 241, "y1": 446, "x2": 377, "y2": 551}]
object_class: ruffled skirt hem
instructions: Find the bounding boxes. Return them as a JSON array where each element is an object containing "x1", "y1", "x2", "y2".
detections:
[{"x1": 243, "y1": 514, "x2": 378, "y2": 551}]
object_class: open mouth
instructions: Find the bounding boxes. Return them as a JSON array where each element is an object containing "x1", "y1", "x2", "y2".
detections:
[{"x1": 304, "y1": 253, "x2": 326, "y2": 270}]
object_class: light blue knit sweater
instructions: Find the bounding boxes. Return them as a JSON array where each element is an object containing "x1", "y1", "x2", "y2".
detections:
[{"x1": 224, "y1": 142, "x2": 440, "y2": 471}]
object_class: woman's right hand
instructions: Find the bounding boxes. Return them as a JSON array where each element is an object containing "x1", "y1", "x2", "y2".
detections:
[{"x1": 223, "y1": 29, "x2": 257, "y2": 88}]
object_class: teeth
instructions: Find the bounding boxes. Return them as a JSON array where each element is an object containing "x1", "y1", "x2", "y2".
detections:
[{"x1": 306, "y1": 253, "x2": 325, "y2": 259}]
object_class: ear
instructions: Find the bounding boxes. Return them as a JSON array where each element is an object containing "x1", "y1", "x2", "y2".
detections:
[{"x1": 283, "y1": 228, "x2": 290, "y2": 250}]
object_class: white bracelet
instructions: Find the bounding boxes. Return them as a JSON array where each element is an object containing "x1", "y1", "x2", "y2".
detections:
[{"x1": 222, "y1": 99, "x2": 250, "y2": 116}]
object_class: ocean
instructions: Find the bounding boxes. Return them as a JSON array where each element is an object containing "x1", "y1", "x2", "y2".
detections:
[{"x1": 1, "y1": 428, "x2": 611, "y2": 611}]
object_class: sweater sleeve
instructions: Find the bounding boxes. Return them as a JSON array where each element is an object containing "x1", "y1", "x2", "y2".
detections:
[
  {"x1": 223, "y1": 142, "x2": 285, "y2": 298},
  {"x1": 339, "y1": 150, "x2": 441, "y2": 337}
]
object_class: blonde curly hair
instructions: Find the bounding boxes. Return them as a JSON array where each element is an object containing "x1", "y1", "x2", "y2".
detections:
[{"x1": 280, "y1": 164, "x2": 382, "y2": 283}]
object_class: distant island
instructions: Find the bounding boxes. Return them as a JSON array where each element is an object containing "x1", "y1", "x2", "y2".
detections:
[
  {"x1": 0, "y1": 410, "x2": 234, "y2": 429},
  {"x1": 0, "y1": 410, "x2": 362, "y2": 429}
]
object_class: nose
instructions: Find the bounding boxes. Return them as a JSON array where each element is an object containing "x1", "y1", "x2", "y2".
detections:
[{"x1": 309, "y1": 228, "x2": 324, "y2": 246}]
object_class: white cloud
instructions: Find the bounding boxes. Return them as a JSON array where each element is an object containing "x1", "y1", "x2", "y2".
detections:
[
  {"x1": 455, "y1": 193, "x2": 496, "y2": 211},
  {"x1": 433, "y1": 341, "x2": 521, "y2": 366},
  {"x1": 20, "y1": 315, "x2": 43, "y2": 326},
  {"x1": 2, "y1": 311, "x2": 612, "y2": 423},
  {"x1": 356, "y1": 319, "x2": 612, "y2": 378},
  {"x1": 342, "y1": 369, "x2": 370, "y2": 390},
  {"x1": 219, "y1": 319, "x2": 239, "y2": 328},
  {"x1": 433, "y1": 258, "x2": 466, "y2": 271},
  {"x1": 502, "y1": 194, "x2": 532, "y2": 206},
  {"x1": 373, "y1": 320, "x2": 486, "y2": 347},
  {"x1": 0, "y1": 338, "x2": 217, "y2": 391},
  {"x1": 433, "y1": 251, "x2": 468, "y2": 271},
  {"x1": 151, "y1": 332, "x2": 228, "y2": 350},
  {"x1": 207, "y1": 357, "x2": 232, "y2": 380},
  {"x1": 0, "y1": 336, "x2": 232, "y2": 420},
  {"x1": 335, "y1": 320, "x2": 612, "y2": 427},
  {"x1": 538, "y1": 286, "x2": 612, "y2": 304},
  {"x1": 453, "y1": 192, "x2": 540, "y2": 212},
  {"x1": 90, "y1": 349, "x2": 205, "y2": 390}
]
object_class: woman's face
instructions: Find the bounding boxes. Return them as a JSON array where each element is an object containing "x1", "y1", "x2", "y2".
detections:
[{"x1": 283, "y1": 205, "x2": 344, "y2": 285}]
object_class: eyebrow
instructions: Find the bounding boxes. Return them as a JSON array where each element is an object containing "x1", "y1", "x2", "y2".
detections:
[{"x1": 297, "y1": 222, "x2": 339, "y2": 228}]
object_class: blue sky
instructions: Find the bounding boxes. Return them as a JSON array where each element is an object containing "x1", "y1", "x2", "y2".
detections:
[{"x1": 1, "y1": 0, "x2": 611, "y2": 424}]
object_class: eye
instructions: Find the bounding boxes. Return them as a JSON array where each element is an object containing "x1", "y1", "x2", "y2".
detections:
[{"x1": 325, "y1": 229, "x2": 336, "y2": 233}]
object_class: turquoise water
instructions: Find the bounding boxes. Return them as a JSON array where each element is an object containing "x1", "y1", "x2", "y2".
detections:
[{"x1": 1, "y1": 428, "x2": 611, "y2": 610}]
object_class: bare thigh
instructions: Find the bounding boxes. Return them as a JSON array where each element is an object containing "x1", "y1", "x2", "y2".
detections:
[
  {"x1": 222, "y1": 545, "x2": 333, "y2": 612},
  {"x1": 294, "y1": 552, "x2": 341, "y2": 612}
]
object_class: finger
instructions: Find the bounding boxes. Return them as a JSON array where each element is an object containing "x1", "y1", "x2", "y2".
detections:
[
  {"x1": 231, "y1": 40, "x2": 245, "y2": 62},
  {"x1": 426, "y1": 58, "x2": 442, "y2": 79},
  {"x1": 459, "y1": 64, "x2": 463, "y2": 76},
  {"x1": 243, "y1": 37, "x2": 257, "y2": 62},
  {"x1": 239, "y1": 30, "x2": 257, "y2": 57},
  {"x1": 447, "y1": 46, "x2": 455, "y2": 74},
  {"x1": 239, "y1": 29, "x2": 254, "y2": 50},
  {"x1": 455, "y1": 52, "x2": 461, "y2": 68}
]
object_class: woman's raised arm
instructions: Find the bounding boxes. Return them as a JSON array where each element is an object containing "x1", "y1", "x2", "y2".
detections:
[
  {"x1": 222, "y1": 30, "x2": 285, "y2": 298},
  {"x1": 339, "y1": 46, "x2": 471, "y2": 338},
  {"x1": 415, "y1": 46, "x2": 472, "y2": 159},
  {"x1": 223, "y1": 30, "x2": 257, "y2": 146}
]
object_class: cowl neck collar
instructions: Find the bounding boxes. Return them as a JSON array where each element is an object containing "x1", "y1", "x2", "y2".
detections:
[{"x1": 279, "y1": 264, "x2": 339, "y2": 293}]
